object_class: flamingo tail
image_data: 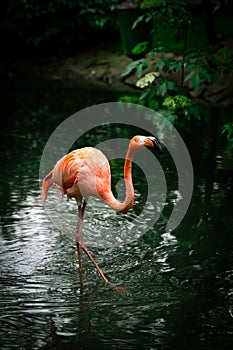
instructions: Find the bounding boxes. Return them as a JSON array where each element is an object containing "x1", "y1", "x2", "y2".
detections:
[{"x1": 42, "y1": 170, "x2": 54, "y2": 205}]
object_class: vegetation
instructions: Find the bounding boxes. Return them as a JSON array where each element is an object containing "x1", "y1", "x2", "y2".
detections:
[
  {"x1": 2, "y1": 0, "x2": 121, "y2": 53},
  {"x1": 222, "y1": 122, "x2": 233, "y2": 150},
  {"x1": 1, "y1": 0, "x2": 233, "y2": 146},
  {"x1": 121, "y1": 0, "x2": 233, "y2": 146}
]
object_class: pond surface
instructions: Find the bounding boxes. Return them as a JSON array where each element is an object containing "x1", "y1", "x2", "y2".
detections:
[{"x1": 0, "y1": 80, "x2": 233, "y2": 349}]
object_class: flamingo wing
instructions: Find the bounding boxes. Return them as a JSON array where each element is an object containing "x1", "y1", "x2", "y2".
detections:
[{"x1": 42, "y1": 147, "x2": 111, "y2": 204}]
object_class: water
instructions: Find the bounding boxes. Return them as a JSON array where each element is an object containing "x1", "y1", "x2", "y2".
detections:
[{"x1": 0, "y1": 80, "x2": 233, "y2": 349}]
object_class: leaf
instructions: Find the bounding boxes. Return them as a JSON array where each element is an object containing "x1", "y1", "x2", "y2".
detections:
[
  {"x1": 136, "y1": 64, "x2": 143, "y2": 78},
  {"x1": 160, "y1": 58, "x2": 172, "y2": 73},
  {"x1": 167, "y1": 81, "x2": 176, "y2": 90},
  {"x1": 192, "y1": 73, "x2": 201, "y2": 90},
  {"x1": 132, "y1": 15, "x2": 145, "y2": 30},
  {"x1": 166, "y1": 7, "x2": 173, "y2": 17},
  {"x1": 145, "y1": 15, "x2": 153, "y2": 23},
  {"x1": 200, "y1": 69, "x2": 211, "y2": 82},
  {"x1": 184, "y1": 70, "x2": 196, "y2": 83},
  {"x1": 121, "y1": 60, "x2": 144, "y2": 77},
  {"x1": 221, "y1": 123, "x2": 231, "y2": 135},
  {"x1": 156, "y1": 59, "x2": 166, "y2": 70},
  {"x1": 189, "y1": 106, "x2": 201, "y2": 120},
  {"x1": 221, "y1": 123, "x2": 233, "y2": 140},
  {"x1": 185, "y1": 60, "x2": 199, "y2": 69},
  {"x1": 121, "y1": 62, "x2": 137, "y2": 77},
  {"x1": 157, "y1": 82, "x2": 167, "y2": 96},
  {"x1": 132, "y1": 41, "x2": 149, "y2": 55},
  {"x1": 139, "y1": 89, "x2": 151, "y2": 100},
  {"x1": 172, "y1": 60, "x2": 183, "y2": 73}
]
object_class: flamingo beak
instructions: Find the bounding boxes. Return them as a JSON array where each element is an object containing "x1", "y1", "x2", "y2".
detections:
[{"x1": 146, "y1": 136, "x2": 163, "y2": 154}]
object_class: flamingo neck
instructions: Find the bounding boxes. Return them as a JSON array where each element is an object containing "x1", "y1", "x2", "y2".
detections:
[{"x1": 105, "y1": 147, "x2": 135, "y2": 213}]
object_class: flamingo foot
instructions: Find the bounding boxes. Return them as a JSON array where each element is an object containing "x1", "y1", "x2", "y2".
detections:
[
  {"x1": 79, "y1": 242, "x2": 129, "y2": 294},
  {"x1": 109, "y1": 283, "x2": 129, "y2": 295}
]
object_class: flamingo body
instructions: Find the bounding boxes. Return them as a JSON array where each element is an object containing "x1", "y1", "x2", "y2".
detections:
[{"x1": 42, "y1": 147, "x2": 112, "y2": 206}]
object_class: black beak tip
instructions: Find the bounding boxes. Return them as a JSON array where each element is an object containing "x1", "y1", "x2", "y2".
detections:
[
  {"x1": 148, "y1": 136, "x2": 163, "y2": 154},
  {"x1": 157, "y1": 142, "x2": 163, "y2": 154}
]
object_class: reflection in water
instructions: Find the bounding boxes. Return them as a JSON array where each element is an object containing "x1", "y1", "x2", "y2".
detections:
[{"x1": 0, "y1": 82, "x2": 233, "y2": 349}]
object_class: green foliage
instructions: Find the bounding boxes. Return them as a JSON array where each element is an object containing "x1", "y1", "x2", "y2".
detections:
[
  {"x1": 121, "y1": 0, "x2": 232, "y2": 134},
  {"x1": 162, "y1": 95, "x2": 201, "y2": 123},
  {"x1": 139, "y1": 0, "x2": 190, "y2": 33},
  {"x1": 79, "y1": 0, "x2": 120, "y2": 28},
  {"x1": 162, "y1": 95, "x2": 191, "y2": 109},
  {"x1": 132, "y1": 42, "x2": 150, "y2": 55},
  {"x1": 119, "y1": 94, "x2": 145, "y2": 105},
  {"x1": 152, "y1": 48, "x2": 220, "y2": 92},
  {"x1": 121, "y1": 46, "x2": 207, "y2": 127},
  {"x1": 153, "y1": 78, "x2": 176, "y2": 96},
  {"x1": 124, "y1": 0, "x2": 233, "y2": 135},
  {"x1": 212, "y1": 47, "x2": 232, "y2": 65},
  {"x1": 132, "y1": 0, "x2": 190, "y2": 46},
  {"x1": 131, "y1": 15, "x2": 146, "y2": 30},
  {"x1": 140, "y1": 0, "x2": 166, "y2": 9},
  {"x1": 222, "y1": 123, "x2": 233, "y2": 149},
  {"x1": 3, "y1": 0, "x2": 120, "y2": 52},
  {"x1": 121, "y1": 59, "x2": 151, "y2": 78}
]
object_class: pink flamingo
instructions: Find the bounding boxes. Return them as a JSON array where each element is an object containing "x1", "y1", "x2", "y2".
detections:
[{"x1": 42, "y1": 135, "x2": 162, "y2": 287}]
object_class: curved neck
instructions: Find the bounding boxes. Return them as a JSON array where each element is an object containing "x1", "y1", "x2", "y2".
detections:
[{"x1": 103, "y1": 146, "x2": 135, "y2": 213}]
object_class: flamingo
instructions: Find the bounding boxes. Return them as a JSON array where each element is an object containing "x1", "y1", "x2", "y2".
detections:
[{"x1": 42, "y1": 135, "x2": 162, "y2": 288}]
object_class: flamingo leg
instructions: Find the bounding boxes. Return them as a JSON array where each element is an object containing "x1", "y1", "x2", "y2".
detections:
[
  {"x1": 79, "y1": 241, "x2": 109, "y2": 284},
  {"x1": 74, "y1": 200, "x2": 110, "y2": 285},
  {"x1": 77, "y1": 242, "x2": 82, "y2": 273},
  {"x1": 79, "y1": 240, "x2": 127, "y2": 294},
  {"x1": 75, "y1": 202, "x2": 87, "y2": 272}
]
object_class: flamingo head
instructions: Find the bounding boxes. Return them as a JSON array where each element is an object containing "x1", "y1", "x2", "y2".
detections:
[{"x1": 131, "y1": 135, "x2": 163, "y2": 154}]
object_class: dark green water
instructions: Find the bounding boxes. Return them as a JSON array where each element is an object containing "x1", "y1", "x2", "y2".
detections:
[{"x1": 0, "y1": 80, "x2": 233, "y2": 349}]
